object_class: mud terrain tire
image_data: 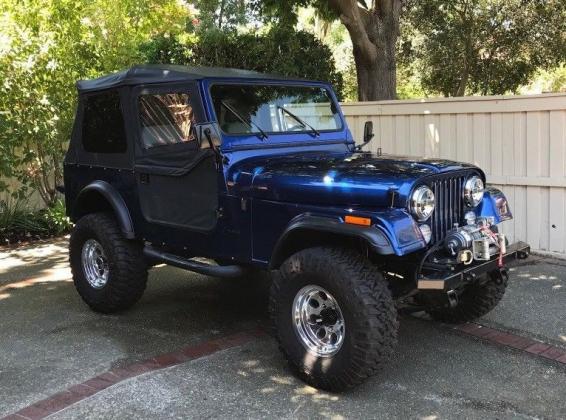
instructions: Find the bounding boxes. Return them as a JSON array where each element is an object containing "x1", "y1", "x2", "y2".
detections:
[
  {"x1": 70, "y1": 212, "x2": 147, "y2": 313},
  {"x1": 427, "y1": 270, "x2": 507, "y2": 324},
  {"x1": 269, "y1": 247, "x2": 398, "y2": 391}
]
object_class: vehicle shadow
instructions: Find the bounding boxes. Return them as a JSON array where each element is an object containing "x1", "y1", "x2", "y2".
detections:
[{"x1": 0, "y1": 260, "x2": 271, "y2": 362}]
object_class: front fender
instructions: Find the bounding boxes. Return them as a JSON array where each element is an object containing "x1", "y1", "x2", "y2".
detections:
[
  {"x1": 271, "y1": 209, "x2": 426, "y2": 268},
  {"x1": 371, "y1": 208, "x2": 427, "y2": 255},
  {"x1": 477, "y1": 186, "x2": 513, "y2": 223}
]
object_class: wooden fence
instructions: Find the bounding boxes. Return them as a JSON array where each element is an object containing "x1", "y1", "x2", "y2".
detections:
[{"x1": 342, "y1": 93, "x2": 566, "y2": 255}]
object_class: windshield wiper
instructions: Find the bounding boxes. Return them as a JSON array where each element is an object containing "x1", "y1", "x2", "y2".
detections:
[
  {"x1": 277, "y1": 106, "x2": 320, "y2": 137},
  {"x1": 220, "y1": 100, "x2": 268, "y2": 140}
]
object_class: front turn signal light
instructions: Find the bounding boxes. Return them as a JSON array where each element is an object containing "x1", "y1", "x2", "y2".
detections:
[{"x1": 344, "y1": 215, "x2": 372, "y2": 226}]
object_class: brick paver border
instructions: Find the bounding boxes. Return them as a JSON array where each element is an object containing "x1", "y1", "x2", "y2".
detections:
[
  {"x1": 2, "y1": 329, "x2": 265, "y2": 420},
  {"x1": 4, "y1": 322, "x2": 565, "y2": 420},
  {"x1": 453, "y1": 322, "x2": 566, "y2": 364}
]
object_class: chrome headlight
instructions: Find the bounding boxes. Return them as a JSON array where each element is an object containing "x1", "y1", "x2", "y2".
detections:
[
  {"x1": 411, "y1": 186, "x2": 435, "y2": 221},
  {"x1": 464, "y1": 176, "x2": 484, "y2": 207}
]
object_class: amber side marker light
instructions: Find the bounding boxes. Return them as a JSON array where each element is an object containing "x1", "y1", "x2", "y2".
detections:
[{"x1": 344, "y1": 215, "x2": 372, "y2": 226}]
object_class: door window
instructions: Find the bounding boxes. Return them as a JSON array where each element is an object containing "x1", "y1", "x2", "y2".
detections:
[{"x1": 138, "y1": 93, "x2": 197, "y2": 149}]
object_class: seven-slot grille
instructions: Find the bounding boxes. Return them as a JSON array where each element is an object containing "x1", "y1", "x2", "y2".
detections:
[{"x1": 429, "y1": 174, "x2": 467, "y2": 243}]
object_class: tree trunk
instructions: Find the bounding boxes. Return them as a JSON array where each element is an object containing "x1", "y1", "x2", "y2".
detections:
[
  {"x1": 353, "y1": 32, "x2": 397, "y2": 101},
  {"x1": 454, "y1": 66, "x2": 468, "y2": 96},
  {"x1": 329, "y1": 0, "x2": 402, "y2": 101},
  {"x1": 218, "y1": 0, "x2": 226, "y2": 29}
]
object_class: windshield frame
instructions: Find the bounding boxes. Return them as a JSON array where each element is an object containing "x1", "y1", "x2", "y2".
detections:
[{"x1": 207, "y1": 81, "x2": 345, "y2": 137}]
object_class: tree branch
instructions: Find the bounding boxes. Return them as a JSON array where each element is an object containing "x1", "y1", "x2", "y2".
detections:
[{"x1": 328, "y1": 0, "x2": 377, "y2": 63}]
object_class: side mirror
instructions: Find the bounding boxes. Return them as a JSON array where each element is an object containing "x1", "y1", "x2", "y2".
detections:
[
  {"x1": 356, "y1": 120, "x2": 375, "y2": 151},
  {"x1": 363, "y1": 121, "x2": 374, "y2": 144}
]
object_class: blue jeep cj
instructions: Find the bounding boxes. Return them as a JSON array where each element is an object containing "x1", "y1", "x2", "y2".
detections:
[{"x1": 64, "y1": 65, "x2": 530, "y2": 391}]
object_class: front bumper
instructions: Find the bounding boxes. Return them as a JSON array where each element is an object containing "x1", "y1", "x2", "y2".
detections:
[{"x1": 417, "y1": 241, "x2": 530, "y2": 291}]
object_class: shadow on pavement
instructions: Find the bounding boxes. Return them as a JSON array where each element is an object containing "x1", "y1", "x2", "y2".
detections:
[
  {"x1": 0, "y1": 239, "x2": 270, "y2": 416},
  {"x1": 1, "y1": 239, "x2": 565, "y2": 419}
]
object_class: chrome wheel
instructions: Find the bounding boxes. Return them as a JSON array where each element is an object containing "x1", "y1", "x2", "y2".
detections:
[
  {"x1": 292, "y1": 285, "x2": 345, "y2": 357},
  {"x1": 81, "y1": 239, "x2": 109, "y2": 289}
]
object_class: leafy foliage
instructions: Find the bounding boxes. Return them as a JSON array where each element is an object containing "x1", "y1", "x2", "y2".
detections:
[
  {"x1": 254, "y1": 0, "x2": 403, "y2": 100},
  {"x1": 253, "y1": 0, "x2": 338, "y2": 28},
  {"x1": 140, "y1": 26, "x2": 344, "y2": 96},
  {"x1": 521, "y1": 64, "x2": 566, "y2": 94},
  {"x1": 0, "y1": 0, "x2": 190, "y2": 206},
  {"x1": 402, "y1": 0, "x2": 566, "y2": 96},
  {"x1": 0, "y1": 198, "x2": 72, "y2": 245},
  {"x1": 42, "y1": 199, "x2": 73, "y2": 236},
  {"x1": 192, "y1": 0, "x2": 252, "y2": 30}
]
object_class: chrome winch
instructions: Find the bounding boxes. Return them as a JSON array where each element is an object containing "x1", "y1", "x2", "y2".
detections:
[{"x1": 444, "y1": 216, "x2": 506, "y2": 263}]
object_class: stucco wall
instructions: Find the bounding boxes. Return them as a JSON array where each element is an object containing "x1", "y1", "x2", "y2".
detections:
[{"x1": 0, "y1": 177, "x2": 43, "y2": 210}]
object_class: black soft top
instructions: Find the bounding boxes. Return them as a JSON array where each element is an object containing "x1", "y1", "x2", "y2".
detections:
[{"x1": 77, "y1": 65, "x2": 309, "y2": 93}]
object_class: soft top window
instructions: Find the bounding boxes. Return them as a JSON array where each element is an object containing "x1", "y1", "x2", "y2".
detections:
[
  {"x1": 138, "y1": 93, "x2": 197, "y2": 149},
  {"x1": 210, "y1": 84, "x2": 342, "y2": 136},
  {"x1": 82, "y1": 90, "x2": 127, "y2": 153}
]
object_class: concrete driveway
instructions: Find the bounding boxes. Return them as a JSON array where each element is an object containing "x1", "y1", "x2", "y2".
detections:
[{"x1": 1, "y1": 238, "x2": 565, "y2": 419}]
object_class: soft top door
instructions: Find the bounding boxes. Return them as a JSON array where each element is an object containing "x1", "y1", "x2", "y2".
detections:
[{"x1": 132, "y1": 82, "x2": 219, "y2": 232}]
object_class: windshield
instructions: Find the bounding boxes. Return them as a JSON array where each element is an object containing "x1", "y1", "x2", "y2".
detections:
[{"x1": 210, "y1": 84, "x2": 342, "y2": 136}]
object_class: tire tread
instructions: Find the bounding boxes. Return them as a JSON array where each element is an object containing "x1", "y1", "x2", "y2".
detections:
[
  {"x1": 269, "y1": 247, "x2": 398, "y2": 391},
  {"x1": 427, "y1": 271, "x2": 507, "y2": 324},
  {"x1": 70, "y1": 212, "x2": 147, "y2": 313}
]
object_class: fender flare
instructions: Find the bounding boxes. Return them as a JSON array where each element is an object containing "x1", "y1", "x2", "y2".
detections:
[
  {"x1": 478, "y1": 186, "x2": 513, "y2": 223},
  {"x1": 74, "y1": 180, "x2": 135, "y2": 239},
  {"x1": 269, "y1": 214, "x2": 396, "y2": 269}
]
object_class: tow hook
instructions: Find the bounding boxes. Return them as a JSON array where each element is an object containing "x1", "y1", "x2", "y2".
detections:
[
  {"x1": 517, "y1": 249, "x2": 529, "y2": 259},
  {"x1": 493, "y1": 268, "x2": 509, "y2": 285},
  {"x1": 447, "y1": 289, "x2": 458, "y2": 308}
]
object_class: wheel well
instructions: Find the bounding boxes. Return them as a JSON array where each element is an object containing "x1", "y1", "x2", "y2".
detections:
[
  {"x1": 270, "y1": 229, "x2": 372, "y2": 269},
  {"x1": 72, "y1": 190, "x2": 113, "y2": 221},
  {"x1": 72, "y1": 188, "x2": 135, "y2": 239}
]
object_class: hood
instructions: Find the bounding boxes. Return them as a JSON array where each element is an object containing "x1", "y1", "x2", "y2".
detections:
[{"x1": 226, "y1": 151, "x2": 480, "y2": 207}]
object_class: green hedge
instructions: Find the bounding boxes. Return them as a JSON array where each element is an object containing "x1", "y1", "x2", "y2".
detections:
[
  {"x1": 140, "y1": 27, "x2": 344, "y2": 98},
  {"x1": 0, "y1": 199, "x2": 72, "y2": 246}
]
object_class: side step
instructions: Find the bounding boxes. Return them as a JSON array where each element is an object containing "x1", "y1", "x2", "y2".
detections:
[{"x1": 143, "y1": 246, "x2": 244, "y2": 278}]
